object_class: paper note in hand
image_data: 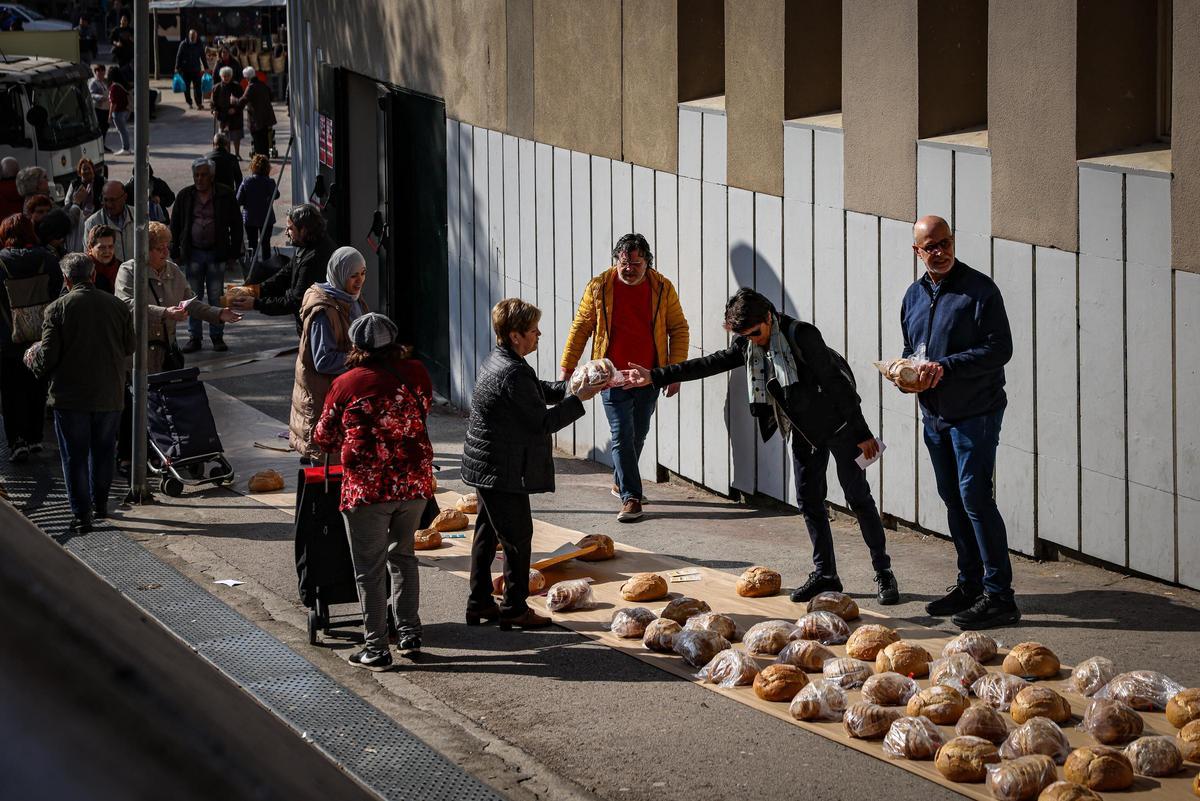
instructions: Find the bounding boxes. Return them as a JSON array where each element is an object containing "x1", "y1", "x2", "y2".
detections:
[{"x1": 855, "y1": 441, "x2": 886, "y2": 470}]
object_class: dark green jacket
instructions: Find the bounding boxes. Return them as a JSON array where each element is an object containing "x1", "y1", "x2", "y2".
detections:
[{"x1": 31, "y1": 283, "x2": 135, "y2": 412}]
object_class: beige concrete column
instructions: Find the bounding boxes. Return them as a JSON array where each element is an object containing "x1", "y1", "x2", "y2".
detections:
[
  {"x1": 989, "y1": 2, "x2": 1077, "y2": 250},
  {"x1": 1173, "y1": 0, "x2": 1200, "y2": 273},
  {"x1": 842, "y1": 0, "x2": 918, "y2": 221},
  {"x1": 623, "y1": 0, "x2": 678, "y2": 173},
  {"x1": 506, "y1": 0, "x2": 534, "y2": 139},
  {"x1": 725, "y1": 0, "x2": 786, "y2": 195}
]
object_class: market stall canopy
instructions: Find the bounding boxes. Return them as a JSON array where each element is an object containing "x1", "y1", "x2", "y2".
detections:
[{"x1": 149, "y1": 0, "x2": 284, "y2": 8}]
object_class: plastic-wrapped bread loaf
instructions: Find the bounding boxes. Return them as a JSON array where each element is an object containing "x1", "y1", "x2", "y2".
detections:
[
  {"x1": 822, "y1": 656, "x2": 873, "y2": 689},
  {"x1": 794, "y1": 611, "x2": 850, "y2": 645},
  {"x1": 956, "y1": 704, "x2": 1009, "y2": 744},
  {"x1": 1122, "y1": 735, "x2": 1184, "y2": 777},
  {"x1": 1011, "y1": 686, "x2": 1073, "y2": 725},
  {"x1": 789, "y1": 679, "x2": 848, "y2": 721},
  {"x1": 567, "y1": 358, "x2": 618, "y2": 394},
  {"x1": 697, "y1": 648, "x2": 759, "y2": 688},
  {"x1": 906, "y1": 684, "x2": 969, "y2": 725},
  {"x1": 861, "y1": 672, "x2": 920, "y2": 706},
  {"x1": 660, "y1": 597, "x2": 710, "y2": 625},
  {"x1": 608, "y1": 607, "x2": 657, "y2": 638},
  {"x1": 753, "y1": 664, "x2": 809, "y2": 702},
  {"x1": 1070, "y1": 656, "x2": 1117, "y2": 697},
  {"x1": 935, "y1": 736, "x2": 1001, "y2": 783},
  {"x1": 844, "y1": 701, "x2": 903, "y2": 740},
  {"x1": 545, "y1": 578, "x2": 594, "y2": 611},
  {"x1": 874, "y1": 357, "x2": 923, "y2": 392},
  {"x1": 672, "y1": 629, "x2": 731, "y2": 668},
  {"x1": 942, "y1": 631, "x2": 998, "y2": 663},
  {"x1": 619, "y1": 572, "x2": 668, "y2": 602},
  {"x1": 743, "y1": 620, "x2": 799, "y2": 655},
  {"x1": 930, "y1": 653, "x2": 987, "y2": 693},
  {"x1": 986, "y1": 754, "x2": 1058, "y2": 801},
  {"x1": 1000, "y1": 717, "x2": 1072, "y2": 764},
  {"x1": 883, "y1": 715, "x2": 945, "y2": 760},
  {"x1": 1096, "y1": 670, "x2": 1186, "y2": 711},
  {"x1": 735, "y1": 565, "x2": 781, "y2": 597},
  {"x1": 684, "y1": 612, "x2": 737, "y2": 641},
  {"x1": 1063, "y1": 745, "x2": 1134, "y2": 791},
  {"x1": 972, "y1": 672, "x2": 1030, "y2": 712},
  {"x1": 774, "y1": 639, "x2": 835, "y2": 672},
  {"x1": 1166, "y1": 687, "x2": 1200, "y2": 728},
  {"x1": 642, "y1": 618, "x2": 681, "y2": 652},
  {"x1": 805, "y1": 591, "x2": 859, "y2": 620},
  {"x1": 875, "y1": 641, "x2": 932, "y2": 678},
  {"x1": 1002, "y1": 642, "x2": 1061, "y2": 679},
  {"x1": 1080, "y1": 698, "x2": 1143, "y2": 744},
  {"x1": 845, "y1": 624, "x2": 899, "y2": 661},
  {"x1": 1037, "y1": 781, "x2": 1102, "y2": 801}
]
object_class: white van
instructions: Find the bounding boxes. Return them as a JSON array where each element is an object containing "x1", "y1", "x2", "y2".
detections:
[{"x1": 0, "y1": 55, "x2": 105, "y2": 201}]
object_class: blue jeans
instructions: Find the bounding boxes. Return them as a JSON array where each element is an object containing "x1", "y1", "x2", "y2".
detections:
[
  {"x1": 922, "y1": 409, "x2": 1014, "y2": 600},
  {"x1": 601, "y1": 385, "x2": 657, "y2": 502},
  {"x1": 186, "y1": 250, "x2": 226, "y2": 340},
  {"x1": 53, "y1": 409, "x2": 121, "y2": 521}
]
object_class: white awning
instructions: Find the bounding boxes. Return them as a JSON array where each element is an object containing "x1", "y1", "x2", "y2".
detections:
[{"x1": 149, "y1": 0, "x2": 285, "y2": 9}]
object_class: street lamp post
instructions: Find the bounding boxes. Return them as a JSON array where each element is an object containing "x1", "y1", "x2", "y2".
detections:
[{"x1": 127, "y1": 0, "x2": 152, "y2": 503}]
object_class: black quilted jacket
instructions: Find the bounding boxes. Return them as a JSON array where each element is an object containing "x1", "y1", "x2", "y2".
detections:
[{"x1": 461, "y1": 346, "x2": 583, "y2": 494}]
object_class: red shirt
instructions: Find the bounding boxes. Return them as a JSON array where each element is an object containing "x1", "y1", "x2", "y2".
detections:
[{"x1": 606, "y1": 277, "x2": 656, "y2": 370}]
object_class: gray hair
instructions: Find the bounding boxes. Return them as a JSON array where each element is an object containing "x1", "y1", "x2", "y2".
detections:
[
  {"x1": 0, "y1": 157, "x2": 18, "y2": 179},
  {"x1": 219, "y1": 66, "x2": 233, "y2": 79},
  {"x1": 16, "y1": 166, "x2": 47, "y2": 197},
  {"x1": 191, "y1": 157, "x2": 215, "y2": 174},
  {"x1": 60, "y1": 252, "x2": 95, "y2": 284},
  {"x1": 212, "y1": 131, "x2": 229, "y2": 149}
]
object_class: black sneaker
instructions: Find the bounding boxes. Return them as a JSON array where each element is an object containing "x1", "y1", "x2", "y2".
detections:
[
  {"x1": 790, "y1": 571, "x2": 843, "y2": 603},
  {"x1": 69, "y1": 517, "x2": 93, "y2": 534},
  {"x1": 952, "y1": 593, "x2": 1022, "y2": 630},
  {"x1": 397, "y1": 634, "x2": 422, "y2": 654},
  {"x1": 211, "y1": 338, "x2": 229, "y2": 352},
  {"x1": 94, "y1": 504, "x2": 109, "y2": 520},
  {"x1": 925, "y1": 583, "x2": 984, "y2": 617},
  {"x1": 348, "y1": 647, "x2": 393, "y2": 672},
  {"x1": 874, "y1": 569, "x2": 900, "y2": 605},
  {"x1": 181, "y1": 338, "x2": 202, "y2": 353}
]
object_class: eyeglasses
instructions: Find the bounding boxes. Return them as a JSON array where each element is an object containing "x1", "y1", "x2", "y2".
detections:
[
  {"x1": 916, "y1": 237, "x2": 953, "y2": 254},
  {"x1": 737, "y1": 325, "x2": 767, "y2": 339}
]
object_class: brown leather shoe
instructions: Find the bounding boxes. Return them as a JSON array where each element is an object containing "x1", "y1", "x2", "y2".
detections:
[
  {"x1": 465, "y1": 603, "x2": 502, "y2": 626},
  {"x1": 617, "y1": 499, "x2": 643, "y2": 522},
  {"x1": 498, "y1": 609, "x2": 552, "y2": 630}
]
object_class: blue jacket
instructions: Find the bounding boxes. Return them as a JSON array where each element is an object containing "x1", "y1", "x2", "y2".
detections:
[{"x1": 900, "y1": 260, "x2": 1012, "y2": 429}]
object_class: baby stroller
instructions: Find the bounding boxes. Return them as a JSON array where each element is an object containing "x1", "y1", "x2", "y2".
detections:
[{"x1": 146, "y1": 367, "x2": 235, "y2": 497}]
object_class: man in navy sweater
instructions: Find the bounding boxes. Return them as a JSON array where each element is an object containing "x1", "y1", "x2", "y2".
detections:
[{"x1": 901, "y1": 215, "x2": 1019, "y2": 630}]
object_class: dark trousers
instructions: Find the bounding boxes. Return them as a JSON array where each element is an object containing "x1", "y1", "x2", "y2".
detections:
[
  {"x1": 244, "y1": 223, "x2": 272, "y2": 259},
  {"x1": 922, "y1": 409, "x2": 1013, "y2": 600},
  {"x1": 467, "y1": 488, "x2": 534, "y2": 618},
  {"x1": 181, "y1": 72, "x2": 203, "y2": 108},
  {"x1": 0, "y1": 350, "x2": 48, "y2": 449},
  {"x1": 95, "y1": 108, "x2": 110, "y2": 143},
  {"x1": 790, "y1": 428, "x2": 890, "y2": 576},
  {"x1": 601, "y1": 385, "x2": 657, "y2": 501},
  {"x1": 250, "y1": 127, "x2": 271, "y2": 157},
  {"x1": 53, "y1": 409, "x2": 121, "y2": 520}
]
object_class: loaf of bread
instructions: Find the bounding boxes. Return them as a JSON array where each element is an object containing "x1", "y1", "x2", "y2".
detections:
[
  {"x1": 930, "y1": 653, "x2": 987, "y2": 693},
  {"x1": 956, "y1": 704, "x2": 1010, "y2": 744},
  {"x1": 491, "y1": 569, "x2": 546, "y2": 596},
  {"x1": 413, "y1": 527, "x2": 442, "y2": 550},
  {"x1": 1177, "y1": 719, "x2": 1200, "y2": 761},
  {"x1": 942, "y1": 631, "x2": 999, "y2": 663},
  {"x1": 753, "y1": 663, "x2": 809, "y2": 702},
  {"x1": 545, "y1": 578, "x2": 594, "y2": 611},
  {"x1": 672, "y1": 629, "x2": 731, "y2": 668},
  {"x1": 935, "y1": 736, "x2": 1000, "y2": 783},
  {"x1": 454, "y1": 492, "x2": 478, "y2": 513},
  {"x1": 1167, "y1": 687, "x2": 1200, "y2": 729},
  {"x1": 620, "y1": 572, "x2": 668, "y2": 602},
  {"x1": 1098, "y1": 670, "x2": 1186, "y2": 711},
  {"x1": 1000, "y1": 717, "x2": 1072, "y2": 764},
  {"x1": 684, "y1": 612, "x2": 737, "y2": 641},
  {"x1": 862, "y1": 672, "x2": 920, "y2": 706},
  {"x1": 972, "y1": 672, "x2": 1030, "y2": 712},
  {"x1": 806, "y1": 591, "x2": 860, "y2": 621},
  {"x1": 789, "y1": 678, "x2": 848, "y2": 721},
  {"x1": 698, "y1": 648, "x2": 759, "y2": 688},
  {"x1": 1080, "y1": 698, "x2": 1144, "y2": 744},
  {"x1": 874, "y1": 357, "x2": 923, "y2": 392},
  {"x1": 774, "y1": 639, "x2": 835, "y2": 672},
  {"x1": 736, "y1": 565, "x2": 781, "y2": 597},
  {"x1": 1036, "y1": 781, "x2": 1102, "y2": 801},
  {"x1": 1194, "y1": 771, "x2": 1199, "y2": 799},
  {"x1": 567, "y1": 358, "x2": 616, "y2": 394},
  {"x1": 575, "y1": 533, "x2": 615, "y2": 561},
  {"x1": 987, "y1": 755, "x2": 1058, "y2": 801},
  {"x1": 794, "y1": 611, "x2": 850, "y2": 645},
  {"x1": 1064, "y1": 745, "x2": 1134, "y2": 791},
  {"x1": 642, "y1": 618, "x2": 681, "y2": 652},
  {"x1": 907, "y1": 684, "x2": 969, "y2": 725},
  {"x1": 883, "y1": 715, "x2": 945, "y2": 760},
  {"x1": 1070, "y1": 656, "x2": 1117, "y2": 697},
  {"x1": 846, "y1": 624, "x2": 900, "y2": 661},
  {"x1": 1011, "y1": 686, "x2": 1073, "y2": 725},
  {"x1": 1123, "y1": 735, "x2": 1184, "y2": 776},
  {"x1": 822, "y1": 656, "x2": 873, "y2": 689},
  {"x1": 431, "y1": 508, "x2": 469, "y2": 532},
  {"x1": 247, "y1": 468, "x2": 284, "y2": 492},
  {"x1": 743, "y1": 620, "x2": 799, "y2": 655},
  {"x1": 609, "y1": 607, "x2": 657, "y2": 638},
  {"x1": 875, "y1": 641, "x2": 932, "y2": 678},
  {"x1": 660, "y1": 596, "x2": 711, "y2": 625},
  {"x1": 844, "y1": 702, "x2": 903, "y2": 740},
  {"x1": 1003, "y1": 642, "x2": 1061, "y2": 679}
]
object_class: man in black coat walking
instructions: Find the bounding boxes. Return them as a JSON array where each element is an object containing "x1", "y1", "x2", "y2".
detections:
[{"x1": 206, "y1": 132, "x2": 243, "y2": 192}]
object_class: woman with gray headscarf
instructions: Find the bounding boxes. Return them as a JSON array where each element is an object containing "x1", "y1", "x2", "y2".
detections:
[{"x1": 289, "y1": 246, "x2": 368, "y2": 462}]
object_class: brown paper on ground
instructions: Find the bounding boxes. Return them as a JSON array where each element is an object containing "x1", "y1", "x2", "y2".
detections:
[{"x1": 424, "y1": 490, "x2": 1198, "y2": 801}]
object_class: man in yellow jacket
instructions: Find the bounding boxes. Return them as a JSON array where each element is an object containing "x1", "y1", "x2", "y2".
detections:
[{"x1": 560, "y1": 233, "x2": 690, "y2": 521}]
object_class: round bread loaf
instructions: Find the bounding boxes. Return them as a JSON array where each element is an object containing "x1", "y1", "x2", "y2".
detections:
[
  {"x1": 1194, "y1": 771, "x2": 1199, "y2": 798},
  {"x1": 806, "y1": 591, "x2": 859, "y2": 620},
  {"x1": 774, "y1": 639, "x2": 835, "y2": 672},
  {"x1": 431, "y1": 508, "x2": 469, "y2": 532},
  {"x1": 1103, "y1": 670, "x2": 1185, "y2": 711},
  {"x1": 575, "y1": 533, "x2": 615, "y2": 561},
  {"x1": 671, "y1": 629, "x2": 730, "y2": 668},
  {"x1": 846, "y1": 624, "x2": 900, "y2": 661},
  {"x1": 620, "y1": 572, "x2": 668, "y2": 602},
  {"x1": 930, "y1": 653, "x2": 987, "y2": 692},
  {"x1": 753, "y1": 663, "x2": 809, "y2": 702},
  {"x1": 248, "y1": 469, "x2": 284, "y2": 493},
  {"x1": 608, "y1": 607, "x2": 657, "y2": 638},
  {"x1": 660, "y1": 596, "x2": 711, "y2": 625},
  {"x1": 454, "y1": 492, "x2": 478, "y2": 513},
  {"x1": 794, "y1": 611, "x2": 850, "y2": 645},
  {"x1": 875, "y1": 641, "x2": 932, "y2": 678},
  {"x1": 1123, "y1": 735, "x2": 1184, "y2": 777},
  {"x1": 987, "y1": 754, "x2": 1057, "y2": 801},
  {"x1": 1064, "y1": 745, "x2": 1135, "y2": 791},
  {"x1": 413, "y1": 527, "x2": 442, "y2": 550},
  {"x1": 743, "y1": 619, "x2": 798, "y2": 655},
  {"x1": 862, "y1": 672, "x2": 919, "y2": 706},
  {"x1": 942, "y1": 631, "x2": 998, "y2": 663},
  {"x1": 1000, "y1": 717, "x2": 1071, "y2": 763},
  {"x1": 844, "y1": 701, "x2": 903, "y2": 740},
  {"x1": 1177, "y1": 719, "x2": 1200, "y2": 761},
  {"x1": 491, "y1": 569, "x2": 546, "y2": 595},
  {"x1": 642, "y1": 618, "x2": 681, "y2": 652},
  {"x1": 972, "y1": 672, "x2": 1030, "y2": 712},
  {"x1": 1003, "y1": 642, "x2": 1061, "y2": 679},
  {"x1": 956, "y1": 704, "x2": 1009, "y2": 744},
  {"x1": 1166, "y1": 687, "x2": 1200, "y2": 729},
  {"x1": 1081, "y1": 698, "x2": 1143, "y2": 744},
  {"x1": 698, "y1": 648, "x2": 759, "y2": 687},
  {"x1": 883, "y1": 715, "x2": 944, "y2": 760},
  {"x1": 1070, "y1": 656, "x2": 1117, "y2": 697},
  {"x1": 1011, "y1": 686, "x2": 1073, "y2": 725},
  {"x1": 545, "y1": 579, "x2": 593, "y2": 611},
  {"x1": 736, "y1": 565, "x2": 781, "y2": 597},
  {"x1": 934, "y1": 735, "x2": 1000, "y2": 783},
  {"x1": 789, "y1": 679, "x2": 848, "y2": 721},
  {"x1": 684, "y1": 611, "x2": 737, "y2": 641},
  {"x1": 822, "y1": 656, "x2": 873, "y2": 689},
  {"x1": 1037, "y1": 780, "x2": 1102, "y2": 801},
  {"x1": 906, "y1": 684, "x2": 969, "y2": 725}
]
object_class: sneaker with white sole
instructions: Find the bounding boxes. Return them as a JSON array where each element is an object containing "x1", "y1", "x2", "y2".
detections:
[
  {"x1": 611, "y1": 484, "x2": 647, "y2": 503},
  {"x1": 616, "y1": 499, "x2": 643, "y2": 522},
  {"x1": 348, "y1": 647, "x2": 393, "y2": 672}
]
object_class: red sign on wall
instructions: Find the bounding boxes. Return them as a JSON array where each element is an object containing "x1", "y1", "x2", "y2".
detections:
[{"x1": 318, "y1": 114, "x2": 334, "y2": 168}]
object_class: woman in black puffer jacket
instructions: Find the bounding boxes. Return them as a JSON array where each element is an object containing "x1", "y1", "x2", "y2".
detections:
[{"x1": 461, "y1": 298, "x2": 597, "y2": 630}]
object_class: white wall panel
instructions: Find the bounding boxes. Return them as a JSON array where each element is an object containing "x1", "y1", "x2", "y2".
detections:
[
  {"x1": 702, "y1": 111, "x2": 727, "y2": 186},
  {"x1": 1126, "y1": 174, "x2": 1171, "y2": 269},
  {"x1": 679, "y1": 107, "x2": 703, "y2": 181},
  {"x1": 879, "y1": 217, "x2": 918, "y2": 524},
  {"x1": 655, "y1": 171, "x2": 681, "y2": 475},
  {"x1": 783, "y1": 125, "x2": 813, "y2": 203},
  {"x1": 728, "y1": 188, "x2": 757, "y2": 495},
  {"x1": 702, "y1": 180, "x2": 730, "y2": 493},
  {"x1": 487, "y1": 130, "x2": 505, "y2": 309},
  {"x1": 503, "y1": 134, "x2": 520, "y2": 297},
  {"x1": 782, "y1": 199, "x2": 814, "y2": 324},
  {"x1": 1034, "y1": 247, "x2": 1079, "y2": 550},
  {"x1": 953, "y1": 152, "x2": 991, "y2": 236},
  {"x1": 992, "y1": 239, "x2": 1036, "y2": 555},
  {"x1": 571, "y1": 151, "x2": 595, "y2": 459},
  {"x1": 813, "y1": 203, "x2": 845, "y2": 506},
  {"x1": 552, "y1": 147, "x2": 574, "y2": 453},
  {"x1": 472, "y1": 127, "x2": 491, "y2": 380},
  {"x1": 518, "y1": 139, "x2": 537, "y2": 302},
  {"x1": 813, "y1": 129, "x2": 843, "y2": 209},
  {"x1": 916, "y1": 144, "x2": 952, "y2": 223},
  {"x1": 1079, "y1": 254, "x2": 1126, "y2": 566},
  {"x1": 612, "y1": 160, "x2": 633, "y2": 240},
  {"x1": 1178, "y1": 270, "x2": 1200, "y2": 588},
  {"x1": 845, "y1": 212, "x2": 882, "y2": 501},
  {"x1": 1078, "y1": 167, "x2": 1123, "y2": 260},
  {"x1": 446, "y1": 120, "x2": 463, "y2": 407},
  {"x1": 755, "y1": 193, "x2": 787, "y2": 502},
  {"x1": 457, "y1": 124, "x2": 477, "y2": 401},
  {"x1": 534, "y1": 143, "x2": 555, "y2": 382},
  {"x1": 955, "y1": 232, "x2": 991, "y2": 277},
  {"x1": 633, "y1": 165, "x2": 659, "y2": 482},
  {"x1": 678, "y1": 176, "x2": 705, "y2": 483},
  {"x1": 589, "y1": 157, "x2": 613, "y2": 467}
]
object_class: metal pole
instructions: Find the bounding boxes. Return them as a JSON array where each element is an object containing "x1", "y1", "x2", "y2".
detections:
[{"x1": 128, "y1": 0, "x2": 152, "y2": 503}]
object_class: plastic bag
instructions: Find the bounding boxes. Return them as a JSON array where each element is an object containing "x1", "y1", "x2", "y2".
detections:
[
  {"x1": 774, "y1": 639, "x2": 835, "y2": 672},
  {"x1": 1070, "y1": 656, "x2": 1118, "y2": 697},
  {"x1": 172, "y1": 72, "x2": 185, "y2": 93},
  {"x1": 1123, "y1": 735, "x2": 1184, "y2": 777},
  {"x1": 684, "y1": 612, "x2": 737, "y2": 641},
  {"x1": 567, "y1": 358, "x2": 624, "y2": 395},
  {"x1": 200, "y1": 71, "x2": 213, "y2": 94},
  {"x1": 985, "y1": 754, "x2": 1057, "y2": 801},
  {"x1": 821, "y1": 656, "x2": 873, "y2": 689},
  {"x1": 789, "y1": 679, "x2": 848, "y2": 721},
  {"x1": 794, "y1": 610, "x2": 850, "y2": 645},
  {"x1": 873, "y1": 344, "x2": 930, "y2": 392},
  {"x1": 1095, "y1": 670, "x2": 1186, "y2": 711},
  {"x1": 883, "y1": 715, "x2": 944, "y2": 760},
  {"x1": 929, "y1": 653, "x2": 987, "y2": 693},
  {"x1": 672, "y1": 629, "x2": 731, "y2": 668},
  {"x1": 941, "y1": 631, "x2": 999, "y2": 663},
  {"x1": 545, "y1": 579, "x2": 594, "y2": 612},
  {"x1": 642, "y1": 618, "x2": 681, "y2": 652},
  {"x1": 697, "y1": 648, "x2": 759, "y2": 688},
  {"x1": 971, "y1": 672, "x2": 1029, "y2": 712},
  {"x1": 743, "y1": 620, "x2": 798, "y2": 655},
  {"x1": 999, "y1": 717, "x2": 1071, "y2": 764},
  {"x1": 862, "y1": 672, "x2": 920, "y2": 706},
  {"x1": 844, "y1": 701, "x2": 903, "y2": 740},
  {"x1": 608, "y1": 607, "x2": 657, "y2": 638},
  {"x1": 1080, "y1": 698, "x2": 1144, "y2": 744}
]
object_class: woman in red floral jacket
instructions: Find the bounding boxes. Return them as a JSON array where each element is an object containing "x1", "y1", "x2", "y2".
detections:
[{"x1": 313, "y1": 313, "x2": 434, "y2": 672}]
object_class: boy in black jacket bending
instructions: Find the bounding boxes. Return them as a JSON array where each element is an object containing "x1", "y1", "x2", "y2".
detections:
[{"x1": 626, "y1": 288, "x2": 899, "y2": 605}]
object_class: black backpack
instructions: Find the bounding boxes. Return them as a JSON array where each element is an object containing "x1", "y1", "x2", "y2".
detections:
[{"x1": 784, "y1": 317, "x2": 856, "y2": 391}]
